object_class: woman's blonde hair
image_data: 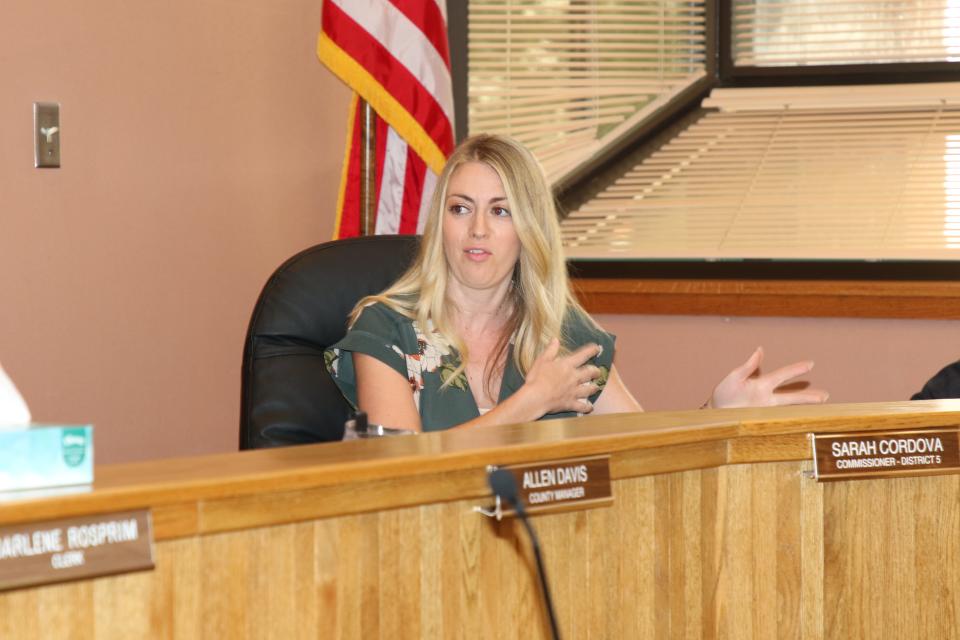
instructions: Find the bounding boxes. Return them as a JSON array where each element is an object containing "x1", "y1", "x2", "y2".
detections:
[{"x1": 352, "y1": 133, "x2": 594, "y2": 392}]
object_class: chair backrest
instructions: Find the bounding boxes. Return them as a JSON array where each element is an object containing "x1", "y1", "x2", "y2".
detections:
[
  {"x1": 240, "y1": 234, "x2": 420, "y2": 449},
  {"x1": 912, "y1": 361, "x2": 960, "y2": 400}
]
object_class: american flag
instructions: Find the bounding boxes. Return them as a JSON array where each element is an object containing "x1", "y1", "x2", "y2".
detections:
[{"x1": 318, "y1": 0, "x2": 456, "y2": 237}]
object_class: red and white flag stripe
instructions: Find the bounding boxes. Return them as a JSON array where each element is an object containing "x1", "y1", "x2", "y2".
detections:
[{"x1": 319, "y1": 0, "x2": 455, "y2": 238}]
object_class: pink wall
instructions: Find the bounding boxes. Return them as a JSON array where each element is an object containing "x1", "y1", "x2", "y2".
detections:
[
  {"x1": 600, "y1": 314, "x2": 959, "y2": 411},
  {"x1": 2, "y1": 2, "x2": 956, "y2": 465},
  {"x1": 0, "y1": 0, "x2": 348, "y2": 462}
]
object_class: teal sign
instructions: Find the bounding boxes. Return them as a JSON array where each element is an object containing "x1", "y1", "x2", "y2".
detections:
[{"x1": 61, "y1": 429, "x2": 88, "y2": 467}]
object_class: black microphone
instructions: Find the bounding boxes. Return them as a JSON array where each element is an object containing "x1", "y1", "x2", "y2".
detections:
[{"x1": 488, "y1": 468, "x2": 561, "y2": 640}]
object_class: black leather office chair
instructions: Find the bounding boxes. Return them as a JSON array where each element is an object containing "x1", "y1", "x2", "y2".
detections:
[
  {"x1": 912, "y1": 361, "x2": 960, "y2": 400},
  {"x1": 240, "y1": 234, "x2": 420, "y2": 449}
]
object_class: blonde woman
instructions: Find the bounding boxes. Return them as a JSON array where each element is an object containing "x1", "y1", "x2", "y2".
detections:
[{"x1": 325, "y1": 135, "x2": 827, "y2": 432}]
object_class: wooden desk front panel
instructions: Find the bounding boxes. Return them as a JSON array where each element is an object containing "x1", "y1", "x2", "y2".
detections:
[{"x1": 2, "y1": 460, "x2": 958, "y2": 639}]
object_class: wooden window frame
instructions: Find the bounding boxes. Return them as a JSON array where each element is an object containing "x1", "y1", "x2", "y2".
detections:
[
  {"x1": 572, "y1": 277, "x2": 960, "y2": 319},
  {"x1": 570, "y1": 261, "x2": 960, "y2": 318}
]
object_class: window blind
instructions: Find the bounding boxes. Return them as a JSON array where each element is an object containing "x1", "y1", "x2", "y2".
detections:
[
  {"x1": 468, "y1": 0, "x2": 707, "y2": 182},
  {"x1": 733, "y1": 0, "x2": 960, "y2": 67},
  {"x1": 561, "y1": 83, "x2": 960, "y2": 260}
]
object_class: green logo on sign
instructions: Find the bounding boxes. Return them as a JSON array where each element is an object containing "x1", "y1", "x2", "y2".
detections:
[{"x1": 61, "y1": 428, "x2": 88, "y2": 467}]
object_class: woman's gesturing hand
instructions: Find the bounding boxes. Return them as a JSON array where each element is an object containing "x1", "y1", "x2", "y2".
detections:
[
  {"x1": 523, "y1": 338, "x2": 601, "y2": 416},
  {"x1": 709, "y1": 347, "x2": 829, "y2": 409}
]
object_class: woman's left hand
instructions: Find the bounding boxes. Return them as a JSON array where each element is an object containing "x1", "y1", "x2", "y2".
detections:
[{"x1": 709, "y1": 347, "x2": 829, "y2": 409}]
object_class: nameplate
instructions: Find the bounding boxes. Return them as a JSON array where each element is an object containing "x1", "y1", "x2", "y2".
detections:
[
  {"x1": 811, "y1": 429, "x2": 960, "y2": 482},
  {"x1": 0, "y1": 509, "x2": 154, "y2": 591},
  {"x1": 501, "y1": 455, "x2": 613, "y2": 516}
]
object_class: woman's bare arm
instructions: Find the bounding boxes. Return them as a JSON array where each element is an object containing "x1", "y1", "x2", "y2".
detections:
[
  {"x1": 354, "y1": 339, "x2": 603, "y2": 431},
  {"x1": 354, "y1": 354, "x2": 423, "y2": 431},
  {"x1": 592, "y1": 365, "x2": 643, "y2": 414}
]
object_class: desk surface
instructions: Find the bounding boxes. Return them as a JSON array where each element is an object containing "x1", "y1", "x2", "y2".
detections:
[{"x1": 3, "y1": 400, "x2": 960, "y2": 537}]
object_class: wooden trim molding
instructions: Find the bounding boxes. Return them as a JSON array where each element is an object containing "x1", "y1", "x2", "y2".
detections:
[
  {"x1": 573, "y1": 278, "x2": 960, "y2": 318},
  {"x1": 3, "y1": 400, "x2": 960, "y2": 539}
]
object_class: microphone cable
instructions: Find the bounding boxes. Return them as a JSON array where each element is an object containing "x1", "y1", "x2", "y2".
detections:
[{"x1": 488, "y1": 467, "x2": 561, "y2": 640}]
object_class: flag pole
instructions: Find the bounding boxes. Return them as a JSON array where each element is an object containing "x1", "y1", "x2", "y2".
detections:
[{"x1": 359, "y1": 98, "x2": 376, "y2": 236}]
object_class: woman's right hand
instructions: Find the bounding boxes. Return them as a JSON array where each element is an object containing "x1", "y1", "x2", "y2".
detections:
[{"x1": 522, "y1": 338, "x2": 602, "y2": 416}]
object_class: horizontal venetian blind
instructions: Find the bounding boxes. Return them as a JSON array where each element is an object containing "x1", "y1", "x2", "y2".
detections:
[
  {"x1": 733, "y1": 0, "x2": 960, "y2": 67},
  {"x1": 561, "y1": 83, "x2": 960, "y2": 261},
  {"x1": 468, "y1": 0, "x2": 707, "y2": 182}
]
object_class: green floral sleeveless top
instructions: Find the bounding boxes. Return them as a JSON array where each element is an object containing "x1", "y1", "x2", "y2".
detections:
[{"x1": 325, "y1": 302, "x2": 615, "y2": 431}]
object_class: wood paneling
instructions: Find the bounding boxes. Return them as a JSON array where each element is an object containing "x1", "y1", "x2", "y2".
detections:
[
  {"x1": 822, "y1": 475, "x2": 960, "y2": 639},
  {"x1": 4, "y1": 403, "x2": 960, "y2": 638},
  {"x1": 3, "y1": 462, "x2": 960, "y2": 638}
]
